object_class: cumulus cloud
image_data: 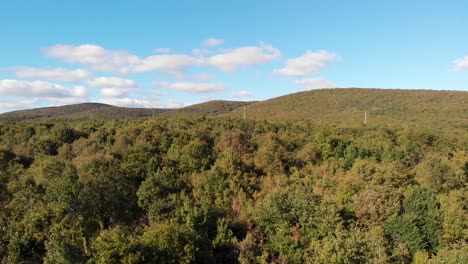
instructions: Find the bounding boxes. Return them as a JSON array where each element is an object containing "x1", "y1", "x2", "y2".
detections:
[
  {"x1": 134, "y1": 54, "x2": 201, "y2": 73},
  {"x1": 46, "y1": 96, "x2": 90, "y2": 106},
  {"x1": 15, "y1": 67, "x2": 91, "y2": 83},
  {"x1": 195, "y1": 73, "x2": 214, "y2": 81},
  {"x1": 87, "y1": 77, "x2": 137, "y2": 88},
  {"x1": 97, "y1": 97, "x2": 156, "y2": 108},
  {"x1": 452, "y1": 56, "x2": 468, "y2": 71},
  {"x1": 158, "y1": 100, "x2": 188, "y2": 108},
  {"x1": 0, "y1": 81, "x2": 89, "y2": 112},
  {"x1": 204, "y1": 38, "x2": 224, "y2": 47},
  {"x1": 43, "y1": 44, "x2": 140, "y2": 74},
  {"x1": 192, "y1": 49, "x2": 213, "y2": 56},
  {"x1": 0, "y1": 98, "x2": 41, "y2": 112},
  {"x1": 100, "y1": 88, "x2": 131, "y2": 98},
  {"x1": 86, "y1": 77, "x2": 137, "y2": 98},
  {"x1": 275, "y1": 50, "x2": 339, "y2": 77},
  {"x1": 231, "y1": 90, "x2": 253, "y2": 98},
  {"x1": 207, "y1": 43, "x2": 281, "y2": 72},
  {"x1": 295, "y1": 78, "x2": 338, "y2": 90},
  {"x1": 0, "y1": 80, "x2": 89, "y2": 98},
  {"x1": 97, "y1": 97, "x2": 187, "y2": 109},
  {"x1": 155, "y1": 81, "x2": 227, "y2": 93},
  {"x1": 154, "y1": 48, "x2": 173, "y2": 54},
  {"x1": 42, "y1": 43, "x2": 282, "y2": 74},
  {"x1": 43, "y1": 44, "x2": 201, "y2": 74}
]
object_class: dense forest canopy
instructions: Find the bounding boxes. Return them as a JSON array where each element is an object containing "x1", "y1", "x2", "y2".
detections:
[{"x1": 0, "y1": 115, "x2": 466, "y2": 263}]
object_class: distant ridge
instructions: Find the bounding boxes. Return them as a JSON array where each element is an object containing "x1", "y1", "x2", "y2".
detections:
[
  {"x1": 0, "y1": 103, "x2": 169, "y2": 120},
  {"x1": 0, "y1": 100, "x2": 253, "y2": 120},
  {"x1": 158, "y1": 100, "x2": 254, "y2": 118},
  {"x1": 227, "y1": 88, "x2": 467, "y2": 128},
  {"x1": 0, "y1": 89, "x2": 466, "y2": 129}
]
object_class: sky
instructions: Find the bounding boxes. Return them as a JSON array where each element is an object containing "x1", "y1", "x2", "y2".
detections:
[{"x1": 0, "y1": 0, "x2": 467, "y2": 112}]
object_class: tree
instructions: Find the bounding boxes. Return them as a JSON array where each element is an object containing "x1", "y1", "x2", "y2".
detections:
[
  {"x1": 137, "y1": 167, "x2": 184, "y2": 223},
  {"x1": 78, "y1": 157, "x2": 140, "y2": 228},
  {"x1": 43, "y1": 216, "x2": 88, "y2": 264},
  {"x1": 385, "y1": 186, "x2": 442, "y2": 256},
  {"x1": 139, "y1": 221, "x2": 197, "y2": 264},
  {"x1": 253, "y1": 132, "x2": 288, "y2": 175},
  {"x1": 88, "y1": 226, "x2": 141, "y2": 264}
]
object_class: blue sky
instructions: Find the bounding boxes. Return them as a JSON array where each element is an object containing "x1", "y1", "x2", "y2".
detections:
[{"x1": 0, "y1": 0, "x2": 467, "y2": 112}]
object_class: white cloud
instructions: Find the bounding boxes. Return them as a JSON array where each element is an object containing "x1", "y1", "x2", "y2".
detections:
[
  {"x1": 232, "y1": 90, "x2": 253, "y2": 98},
  {"x1": 100, "y1": 88, "x2": 131, "y2": 98},
  {"x1": 71, "y1": 86, "x2": 89, "y2": 97},
  {"x1": 44, "y1": 44, "x2": 200, "y2": 74},
  {"x1": 195, "y1": 73, "x2": 214, "y2": 81},
  {"x1": 452, "y1": 56, "x2": 468, "y2": 71},
  {"x1": 134, "y1": 54, "x2": 201, "y2": 73},
  {"x1": 43, "y1": 44, "x2": 140, "y2": 74},
  {"x1": 87, "y1": 77, "x2": 137, "y2": 88},
  {"x1": 97, "y1": 97, "x2": 156, "y2": 108},
  {"x1": 86, "y1": 77, "x2": 137, "y2": 98},
  {"x1": 154, "y1": 48, "x2": 173, "y2": 54},
  {"x1": 204, "y1": 38, "x2": 224, "y2": 47},
  {"x1": 207, "y1": 43, "x2": 281, "y2": 72},
  {"x1": 295, "y1": 78, "x2": 338, "y2": 90},
  {"x1": 0, "y1": 80, "x2": 90, "y2": 112},
  {"x1": 46, "y1": 96, "x2": 90, "y2": 106},
  {"x1": 192, "y1": 49, "x2": 212, "y2": 56},
  {"x1": 15, "y1": 67, "x2": 91, "y2": 83},
  {"x1": 97, "y1": 97, "x2": 187, "y2": 108},
  {"x1": 161, "y1": 100, "x2": 188, "y2": 108},
  {"x1": 155, "y1": 81, "x2": 227, "y2": 93},
  {"x1": 0, "y1": 80, "x2": 89, "y2": 98},
  {"x1": 0, "y1": 98, "x2": 40, "y2": 112},
  {"x1": 275, "y1": 50, "x2": 339, "y2": 77},
  {"x1": 42, "y1": 43, "x2": 282, "y2": 74}
]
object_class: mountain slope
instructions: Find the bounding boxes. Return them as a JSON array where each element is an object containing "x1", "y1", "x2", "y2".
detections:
[
  {"x1": 0, "y1": 89, "x2": 466, "y2": 128},
  {"x1": 0, "y1": 103, "x2": 169, "y2": 120},
  {"x1": 158, "y1": 100, "x2": 253, "y2": 118},
  {"x1": 0, "y1": 100, "x2": 252, "y2": 120},
  {"x1": 228, "y1": 88, "x2": 468, "y2": 128}
]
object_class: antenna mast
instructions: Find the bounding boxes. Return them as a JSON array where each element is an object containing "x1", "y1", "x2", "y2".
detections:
[{"x1": 243, "y1": 105, "x2": 246, "y2": 119}]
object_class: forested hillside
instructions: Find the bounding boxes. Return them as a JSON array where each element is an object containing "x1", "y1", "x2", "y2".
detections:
[
  {"x1": 1, "y1": 89, "x2": 466, "y2": 130},
  {"x1": 0, "y1": 103, "x2": 170, "y2": 120},
  {"x1": 0, "y1": 116, "x2": 466, "y2": 263},
  {"x1": 158, "y1": 100, "x2": 253, "y2": 118},
  {"x1": 229, "y1": 89, "x2": 468, "y2": 130}
]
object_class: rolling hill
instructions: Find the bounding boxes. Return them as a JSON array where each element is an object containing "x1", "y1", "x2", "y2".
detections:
[
  {"x1": 0, "y1": 103, "x2": 169, "y2": 120},
  {"x1": 228, "y1": 88, "x2": 468, "y2": 129},
  {"x1": 157, "y1": 100, "x2": 253, "y2": 118},
  {"x1": 0, "y1": 100, "x2": 253, "y2": 120},
  {"x1": 0, "y1": 89, "x2": 466, "y2": 130}
]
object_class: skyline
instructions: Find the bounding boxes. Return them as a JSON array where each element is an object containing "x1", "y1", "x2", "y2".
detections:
[{"x1": 0, "y1": 0, "x2": 467, "y2": 113}]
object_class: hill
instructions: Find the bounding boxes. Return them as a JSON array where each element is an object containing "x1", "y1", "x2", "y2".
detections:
[
  {"x1": 0, "y1": 103, "x2": 169, "y2": 120},
  {"x1": 158, "y1": 100, "x2": 253, "y2": 118},
  {"x1": 229, "y1": 88, "x2": 468, "y2": 129},
  {"x1": 0, "y1": 100, "x2": 252, "y2": 120},
  {"x1": 0, "y1": 89, "x2": 466, "y2": 129}
]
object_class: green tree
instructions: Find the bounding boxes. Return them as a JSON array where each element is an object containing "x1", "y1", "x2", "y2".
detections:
[
  {"x1": 385, "y1": 186, "x2": 442, "y2": 256},
  {"x1": 140, "y1": 221, "x2": 197, "y2": 264},
  {"x1": 137, "y1": 167, "x2": 184, "y2": 223},
  {"x1": 88, "y1": 226, "x2": 141, "y2": 264}
]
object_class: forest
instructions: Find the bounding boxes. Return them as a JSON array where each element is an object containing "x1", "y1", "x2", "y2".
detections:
[{"x1": 0, "y1": 116, "x2": 466, "y2": 263}]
